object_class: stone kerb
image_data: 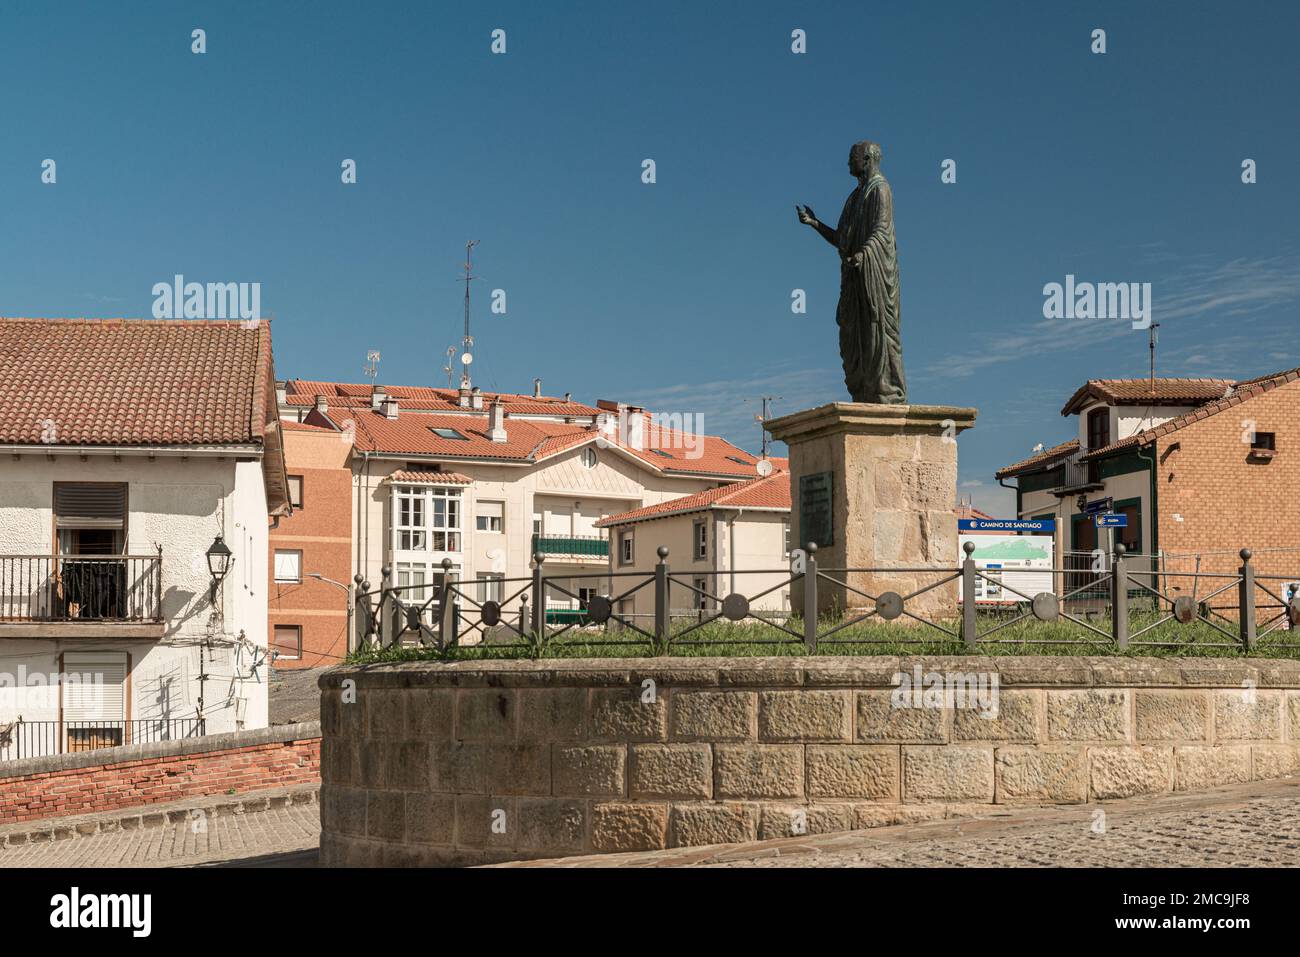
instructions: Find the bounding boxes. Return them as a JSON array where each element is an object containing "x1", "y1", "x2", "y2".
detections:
[{"x1": 318, "y1": 656, "x2": 1300, "y2": 867}]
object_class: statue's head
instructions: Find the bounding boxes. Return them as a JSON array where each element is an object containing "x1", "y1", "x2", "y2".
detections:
[{"x1": 848, "y1": 140, "x2": 881, "y2": 178}]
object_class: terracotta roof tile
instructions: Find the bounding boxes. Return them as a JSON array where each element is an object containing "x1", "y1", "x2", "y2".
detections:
[
  {"x1": 995, "y1": 439, "x2": 1080, "y2": 479},
  {"x1": 596, "y1": 469, "x2": 791, "y2": 526},
  {"x1": 0, "y1": 317, "x2": 276, "y2": 446},
  {"x1": 1060, "y1": 378, "x2": 1234, "y2": 415},
  {"x1": 384, "y1": 469, "x2": 474, "y2": 485}
]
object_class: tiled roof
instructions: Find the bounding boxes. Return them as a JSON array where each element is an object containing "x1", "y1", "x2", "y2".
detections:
[
  {"x1": 282, "y1": 380, "x2": 601, "y2": 418},
  {"x1": 384, "y1": 469, "x2": 473, "y2": 485},
  {"x1": 995, "y1": 439, "x2": 1080, "y2": 479},
  {"x1": 0, "y1": 318, "x2": 277, "y2": 446},
  {"x1": 306, "y1": 407, "x2": 766, "y2": 479},
  {"x1": 1081, "y1": 365, "x2": 1300, "y2": 460},
  {"x1": 1060, "y1": 378, "x2": 1234, "y2": 415},
  {"x1": 596, "y1": 470, "x2": 791, "y2": 527},
  {"x1": 280, "y1": 419, "x2": 335, "y2": 432}
]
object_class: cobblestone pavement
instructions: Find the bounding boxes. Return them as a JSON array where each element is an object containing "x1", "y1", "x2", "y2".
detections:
[
  {"x1": 501, "y1": 776, "x2": 1300, "y2": 868},
  {"x1": 0, "y1": 790, "x2": 320, "y2": 868}
]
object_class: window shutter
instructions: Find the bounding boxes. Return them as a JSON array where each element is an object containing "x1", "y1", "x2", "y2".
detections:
[
  {"x1": 54, "y1": 484, "x2": 126, "y2": 528},
  {"x1": 62, "y1": 653, "x2": 127, "y2": 721}
]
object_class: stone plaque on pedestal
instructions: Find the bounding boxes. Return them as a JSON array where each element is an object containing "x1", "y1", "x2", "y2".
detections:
[{"x1": 765, "y1": 402, "x2": 978, "y2": 622}]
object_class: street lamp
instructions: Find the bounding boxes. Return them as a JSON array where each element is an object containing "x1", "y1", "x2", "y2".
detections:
[
  {"x1": 206, "y1": 535, "x2": 234, "y2": 601},
  {"x1": 309, "y1": 572, "x2": 356, "y2": 653}
]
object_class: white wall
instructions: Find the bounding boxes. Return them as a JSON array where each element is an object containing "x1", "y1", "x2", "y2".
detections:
[{"x1": 0, "y1": 451, "x2": 271, "y2": 738}]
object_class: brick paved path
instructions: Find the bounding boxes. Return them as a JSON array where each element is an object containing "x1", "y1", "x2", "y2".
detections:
[
  {"x1": 500, "y1": 776, "x2": 1300, "y2": 868},
  {"x1": 0, "y1": 787, "x2": 320, "y2": 868}
]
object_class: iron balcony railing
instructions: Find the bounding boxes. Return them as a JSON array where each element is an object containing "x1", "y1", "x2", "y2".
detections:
[
  {"x1": 0, "y1": 551, "x2": 164, "y2": 623},
  {"x1": 0, "y1": 717, "x2": 205, "y2": 761},
  {"x1": 1053, "y1": 453, "x2": 1101, "y2": 491},
  {"x1": 531, "y1": 534, "x2": 609, "y2": 559}
]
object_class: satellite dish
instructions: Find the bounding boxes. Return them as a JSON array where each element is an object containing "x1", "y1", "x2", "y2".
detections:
[
  {"x1": 756, "y1": 459, "x2": 773, "y2": 477},
  {"x1": 461, "y1": 352, "x2": 473, "y2": 365}
]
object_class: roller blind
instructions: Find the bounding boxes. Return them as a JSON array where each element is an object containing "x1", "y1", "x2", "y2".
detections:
[
  {"x1": 54, "y1": 483, "x2": 126, "y2": 528},
  {"x1": 62, "y1": 653, "x2": 127, "y2": 722}
]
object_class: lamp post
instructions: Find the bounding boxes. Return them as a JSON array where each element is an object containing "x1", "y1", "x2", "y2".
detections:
[
  {"x1": 308, "y1": 572, "x2": 356, "y2": 654},
  {"x1": 206, "y1": 535, "x2": 234, "y2": 603}
]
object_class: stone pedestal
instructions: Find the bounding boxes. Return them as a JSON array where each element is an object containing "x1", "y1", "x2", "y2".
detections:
[{"x1": 764, "y1": 402, "x2": 977, "y2": 622}]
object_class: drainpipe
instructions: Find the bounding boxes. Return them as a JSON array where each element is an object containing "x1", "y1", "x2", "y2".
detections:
[
  {"x1": 728, "y1": 508, "x2": 744, "y2": 594},
  {"x1": 1135, "y1": 442, "x2": 1159, "y2": 593}
]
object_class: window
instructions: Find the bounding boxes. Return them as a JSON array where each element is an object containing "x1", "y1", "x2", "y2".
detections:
[
  {"x1": 431, "y1": 427, "x2": 468, "y2": 441},
  {"x1": 648, "y1": 448, "x2": 672, "y2": 458},
  {"x1": 1086, "y1": 407, "x2": 1110, "y2": 450},
  {"x1": 478, "y1": 573, "x2": 504, "y2": 603},
  {"x1": 533, "y1": 516, "x2": 542, "y2": 535},
  {"x1": 580, "y1": 447, "x2": 597, "y2": 469},
  {"x1": 54, "y1": 482, "x2": 126, "y2": 554},
  {"x1": 394, "y1": 486, "x2": 462, "y2": 552},
  {"x1": 274, "y1": 549, "x2": 302, "y2": 583},
  {"x1": 619, "y1": 530, "x2": 634, "y2": 565},
  {"x1": 61, "y1": 652, "x2": 128, "y2": 751},
  {"x1": 693, "y1": 577, "x2": 709, "y2": 612},
  {"x1": 272, "y1": 625, "x2": 302, "y2": 660},
  {"x1": 694, "y1": 520, "x2": 708, "y2": 560},
  {"x1": 783, "y1": 522, "x2": 791, "y2": 557},
  {"x1": 725, "y1": 455, "x2": 752, "y2": 466},
  {"x1": 287, "y1": 475, "x2": 304, "y2": 509},
  {"x1": 476, "y1": 500, "x2": 504, "y2": 533},
  {"x1": 1250, "y1": 432, "x2": 1276, "y2": 458}
]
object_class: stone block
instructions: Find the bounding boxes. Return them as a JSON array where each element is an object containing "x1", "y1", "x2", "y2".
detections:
[
  {"x1": 1175, "y1": 745, "x2": 1252, "y2": 791},
  {"x1": 456, "y1": 690, "x2": 516, "y2": 743},
  {"x1": 588, "y1": 688, "x2": 668, "y2": 742},
  {"x1": 516, "y1": 798, "x2": 588, "y2": 854},
  {"x1": 806, "y1": 745, "x2": 898, "y2": 800},
  {"x1": 365, "y1": 689, "x2": 406, "y2": 738},
  {"x1": 757, "y1": 803, "x2": 855, "y2": 840},
  {"x1": 365, "y1": 790, "x2": 405, "y2": 842},
  {"x1": 995, "y1": 746, "x2": 1087, "y2": 803},
  {"x1": 518, "y1": 688, "x2": 587, "y2": 743},
  {"x1": 669, "y1": 802, "x2": 759, "y2": 847},
  {"x1": 591, "y1": 802, "x2": 669, "y2": 852},
  {"x1": 714, "y1": 745, "x2": 804, "y2": 799},
  {"x1": 321, "y1": 785, "x2": 367, "y2": 838},
  {"x1": 1214, "y1": 690, "x2": 1282, "y2": 741},
  {"x1": 1134, "y1": 691, "x2": 1209, "y2": 742},
  {"x1": 553, "y1": 745, "x2": 626, "y2": 797},
  {"x1": 671, "y1": 691, "x2": 755, "y2": 741},
  {"x1": 952, "y1": 690, "x2": 1042, "y2": 743},
  {"x1": 482, "y1": 745, "x2": 552, "y2": 796},
  {"x1": 758, "y1": 691, "x2": 852, "y2": 742},
  {"x1": 1047, "y1": 689, "x2": 1129, "y2": 742},
  {"x1": 406, "y1": 690, "x2": 454, "y2": 739},
  {"x1": 901, "y1": 746, "x2": 994, "y2": 802},
  {"x1": 856, "y1": 690, "x2": 948, "y2": 743},
  {"x1": 455, "y1": 795, "x2": 517, "y2": 849},
  {"x1": 629, "y1": 744, "x2": 712, "y2": 799},
  {"x1": 1251, "y1": 745, "x2": 1300, "y2": 781},
  {"x1": 404, "y1": 793, "x2": 455, "y2": 845},
  {"x1": 1088, "y1": 746, "x2": 1173, "y2": 799}
]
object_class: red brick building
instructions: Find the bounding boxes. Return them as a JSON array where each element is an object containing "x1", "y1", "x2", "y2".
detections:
[{"x1": 268, "y1": 421, "x2": 354, "y2": 669}]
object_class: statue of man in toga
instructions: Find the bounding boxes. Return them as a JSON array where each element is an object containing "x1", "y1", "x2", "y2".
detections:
[{"x1": 796, "y1": 140, "x2": 907, "y2": 405}]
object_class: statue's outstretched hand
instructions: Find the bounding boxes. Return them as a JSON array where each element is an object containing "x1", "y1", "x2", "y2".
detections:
[{"x1": 796, "y1": 204, "x2": 817, "y2": 226}]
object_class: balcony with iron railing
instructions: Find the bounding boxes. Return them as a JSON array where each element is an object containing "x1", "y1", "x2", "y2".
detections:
[
  {"x1": 0, "y1": 552, "x2": 165, "y2": 637},
  {"x1": 0, "y1": 717, "x2": 205, "y2": 761},
  {"x1": 1052, "y1": 453, "x2": 1103, "y2": 493},
  {"x1": 531, "y1": 534, "x2": 610, "y2": 561}
]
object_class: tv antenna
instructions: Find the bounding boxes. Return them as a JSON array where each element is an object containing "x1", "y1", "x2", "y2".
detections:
[
  {"x1": 748, "y1": 395, "x2": 782, "y2": 460},
  {"x1": 442, "y1": 346, "x2": 457, "y2": 388},
  {"x1": 457, "y1": 240, "x2": 481, "y2": 389},
  {"x1": 1148, "y1": 322, "x2": 1161, "y2": 396},
  {"x1": 362, "y1": 350, "x2": 380, "y2": 386}
]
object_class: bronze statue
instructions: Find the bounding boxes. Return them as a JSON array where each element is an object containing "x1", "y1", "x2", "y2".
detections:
[{"x1": 797, "y1": 140, "x2": 907, "y2": 404}]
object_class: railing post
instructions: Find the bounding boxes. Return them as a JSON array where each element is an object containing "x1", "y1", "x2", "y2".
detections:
[
  {"x1": 804, "y1": 542, "x2": 818, "y2": 654},
  {"x1": 1111, "y1": 543, "x2": 1128, "y2": 650},
  {"x1": 439, "y1": 557, "x2": 457, "y2": 649},
  {"x1": 155, "y1": 545, "x2": 163, "y2": 621},
  {"x1": 655, "y1": 547, "x2": 670, "y2": 653},
  {"x1": 531, "y1": 553, "x2": 545, "y2": 643},
  {"x1": 961, "y1": 541, "x2": 978, "y2": 649},
  {"x1": 377, "y1": 564, "x2": 393, "y2": 647},
  {"x1": 519, "y1": 594, "x2": 529, "y2": 638},
  {"x1": 1239, "y1": 548, "x2": 1256, "y2": 651}
]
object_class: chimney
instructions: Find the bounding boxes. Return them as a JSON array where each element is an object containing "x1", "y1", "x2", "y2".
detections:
[
  {"x1": 275, "y1": 380, "x2": 287, "y2": 405},
  {"x1": 381, "y1": 396, "x2": 399, "y2": 420},
  {"x1": 564, "y1": 393, "x2": 571, "y2": 403},
  {"x1": 533, "y1": 377, "x2": 542, "y2": 398},
  {"x1": 458, "y1": 384, "x2": 471, "y2": 408},
  {"x1": 314, "y1": 394, "x2": 328, "y2": 413},
  {"x1": 370, "y1": 384, "x2": 387, "y2": 411},
  {"x1": 488, "y1": 398, "x2": 508, "y2": 442},
  {"x1": 471, "y1": 387, "x2": 484, "y2": 411}
]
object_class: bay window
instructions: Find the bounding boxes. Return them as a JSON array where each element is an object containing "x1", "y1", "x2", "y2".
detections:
[{"x1": 392, "y1": 485, "x2": 462, "y2": 554}]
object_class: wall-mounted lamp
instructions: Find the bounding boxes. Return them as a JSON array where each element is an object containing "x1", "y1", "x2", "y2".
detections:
[{"x1": 206, "y1": 534, "x2": 234, "y2": 601}]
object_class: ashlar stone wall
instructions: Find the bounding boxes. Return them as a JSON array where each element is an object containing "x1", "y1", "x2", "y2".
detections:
[{"x1": 319, "y1": 656, "x2": 1300, "y2": 866}]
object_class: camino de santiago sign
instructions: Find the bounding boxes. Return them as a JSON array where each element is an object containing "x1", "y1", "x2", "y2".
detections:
[
  {"x1": 958, "y1": 518, "x2": 1056, "y2": 533},
  {"x1": 958, "y1": 517, "x2": 1055, "y2": 604}
]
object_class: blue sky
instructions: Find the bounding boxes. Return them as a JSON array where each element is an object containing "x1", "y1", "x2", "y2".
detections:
[{"x1": 3, "y1": 1, "x2": 1298, "y2": 514}]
